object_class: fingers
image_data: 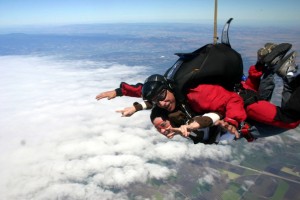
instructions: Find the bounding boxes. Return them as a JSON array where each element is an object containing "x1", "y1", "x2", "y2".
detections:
[
  {"x1": 95, "y1": 91, "x2": 116, "y2": 101},
  {"x1": 95, "y1": 93, "x2": 105, "y2": 100},
  {"x1": 168, "y1": 127, "x2": 180, "y2": 135},
  {"x1": 116, "y1": 106, "x2": 136, "y2": 117},
  {"x1": 215, "y1": 120, "x2": 240, "y2": 138},
  {"x1": 96, "y1": 91, "x2": 111, "y2": 100},
  {"x1": 168, "y1": 126, "x2": 190, "y2": 137},
  {"x1": 166, "y1": 130, "x2": 180, "y2": 139},
  {"x1": 166, "y1": 132, "x2": 175, "y2": 139},
  {"x1": 227, "y1": 125, "x2": 239, "y2": 138},
  {"x1": 115, "y1": 110, "x2": 125, "y2": 117},
  {"x1": 234, "y1": 130, "x2": 240, "y2": 139},
  {"x1": 116, "y1": 110, "x2": 131, "y2": 117},
  {"x1": 214, "y1": 120, "x2": 226, "y2": 127}
]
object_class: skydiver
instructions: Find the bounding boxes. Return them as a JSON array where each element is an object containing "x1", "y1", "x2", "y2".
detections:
[
  {"x1": 95, "y1": 43, "x2": 300, "y2": 137},
  {"x1": 130, "y1": 44, "x2": 300, "y2": 142}
]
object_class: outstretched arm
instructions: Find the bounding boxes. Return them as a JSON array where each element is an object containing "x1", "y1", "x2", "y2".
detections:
[
  {"x1": 168, "y1": 120, "x2": 200, "y2": 137},
  {"x1": 168, "y1": 113, "x2": 220, "y2": 137},
  {"x1": 168, "y1": 117, "x2": 239, "y2": 139},
  {"x1": 116, "y1": 106, "x2": 137, "y2": 117},
  {"x1": 96, "y1": 90, "x2": 117, "y2": 101},
  {"x1": 116, "y1": 101, "x2": 153, "y2": 117},
  {"x1": 95, "y1": 82, "x2": 143, "y2": 101}
]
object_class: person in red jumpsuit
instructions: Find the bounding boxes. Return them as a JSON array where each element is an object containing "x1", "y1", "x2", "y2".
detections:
[{"x1": 96, "y1": 43, "x2": 300, "y2": 132}]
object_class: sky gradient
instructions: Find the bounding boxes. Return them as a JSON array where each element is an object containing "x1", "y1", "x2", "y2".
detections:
[{"x1": 0, "y1": 0, "x2": 300, "y2": 27}]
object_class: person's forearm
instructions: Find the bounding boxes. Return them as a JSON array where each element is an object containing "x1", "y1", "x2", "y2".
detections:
[
  {"x1": 133, "y1": 101, "x2": 153, "y2": 111},
  {"x1": 189, "y1": 112, "x2": 222, "y2": 128}
]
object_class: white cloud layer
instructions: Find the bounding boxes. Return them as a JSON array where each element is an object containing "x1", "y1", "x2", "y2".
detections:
[{"x1": 0, "y1": 56, "x2": 234, "y2": 199}]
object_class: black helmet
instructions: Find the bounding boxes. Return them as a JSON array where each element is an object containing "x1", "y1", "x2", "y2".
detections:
[{"x1": 142, "y1": 74, "x2": 168, "y2": 101}]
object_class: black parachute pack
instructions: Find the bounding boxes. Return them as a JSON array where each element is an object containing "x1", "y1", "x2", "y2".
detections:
[
  {"x1": 164, "y1": 43, "x2": 243, "y2": 117},
  {"x1": 163, "y1": 19, "x2": 243, "y2": 118}
]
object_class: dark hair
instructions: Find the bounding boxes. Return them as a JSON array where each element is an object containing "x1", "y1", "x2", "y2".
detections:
[
  {"x1": 150, "y1": 106, "x2": 169, "y2": 123},
  {"x1": 150, "y1": 106, "x2": 187, "y2": 128}
]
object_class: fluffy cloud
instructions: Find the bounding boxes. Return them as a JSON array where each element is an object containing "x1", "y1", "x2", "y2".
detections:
[
  {"x1": 0, "y1": 56, "x2": 234, "y2": 199},
  {"x1": 1, "y1": 55, "x2": 298, "y2": 199}
]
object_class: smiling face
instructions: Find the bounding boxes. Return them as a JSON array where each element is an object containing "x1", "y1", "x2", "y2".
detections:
[
  {"x1": 156, "y1": 90, "x2": 176, "y2": 112},
  {"x1": 152, "y1": 117, "x2": 172, "y2": 137}
]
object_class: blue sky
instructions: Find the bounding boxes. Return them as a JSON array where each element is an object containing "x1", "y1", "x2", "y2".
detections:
[{"x1": 0, "y1": 0, "x2": 300, "y2": 27}]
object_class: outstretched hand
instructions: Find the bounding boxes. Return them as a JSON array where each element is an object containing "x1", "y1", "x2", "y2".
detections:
[
  {"x1": 116, "y1": 106, "x2": 137, "y2": 117},
  {"x1": 161, "y1": 130, "x2": 177, "y2": 139},
  {"x1": 215, "y1": 120, "x2": 240, "y2": 138},
  {"x1": 95, "y1": 90, "x2": 117, "y2": 101},
  {"x1": 168, "y1": 125, "x2": 190, "y2": 137},
  {"x1": 168, "y1": 120, "x2": 201, "y2": 138},
  {"x1": 165, "y1": 132, "x2": 177, "y2": 139}
]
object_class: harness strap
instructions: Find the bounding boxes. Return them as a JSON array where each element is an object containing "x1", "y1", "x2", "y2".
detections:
[
  {"x1": 238, "y1": 89, "x2": 261, "y2": 107},
  {"x1": 236, "y1": 122, "x2": 257, "y2": 142}
]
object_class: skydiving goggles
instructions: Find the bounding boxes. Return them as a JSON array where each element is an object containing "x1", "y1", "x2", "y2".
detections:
[{"x1": 151, "y1": 89, "x2": 167, "y2": 104}]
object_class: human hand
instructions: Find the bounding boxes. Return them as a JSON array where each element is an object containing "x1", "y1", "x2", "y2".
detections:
[
  {"x1": 215, "y1": 120, "x2": 240, "y2": 138},
  {"x1": 116, "y1": 106, "x2": 137, "y2": 117},
  {"x1": 95, "y1": 90, "x2": 117, "y2": 101},
  {"x1": 162, "y1": 130, "x2": 177, "y2": 139},
  {"x1": 168, "y1": 125, "x2": 190, "y2": 137}
]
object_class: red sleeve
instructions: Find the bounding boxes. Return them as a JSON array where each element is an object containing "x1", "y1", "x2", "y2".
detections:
[
  {"x1": 187, "y1": 85, "x2": 247, "y2": 123},
  {"x1": 119, "y1": 82, "x2": 143, "y2": 97},
  {"x1": 224, "y1": 94, "x2": 247, "y2": 123},
  {"x1": 242, "y1": 64, "x2": 263, "y2": 91}
]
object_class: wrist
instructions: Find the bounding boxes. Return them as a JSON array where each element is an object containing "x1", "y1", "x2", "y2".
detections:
[
  {"x1": 133, "y1": 102, "x2": 143, "y2": 111},
  {"x1": 187, "y1": 120, "x2": 200, "y2": 130},
  {"x1": 115, "y1": 88, "x2": 123, "y2": 96}
]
